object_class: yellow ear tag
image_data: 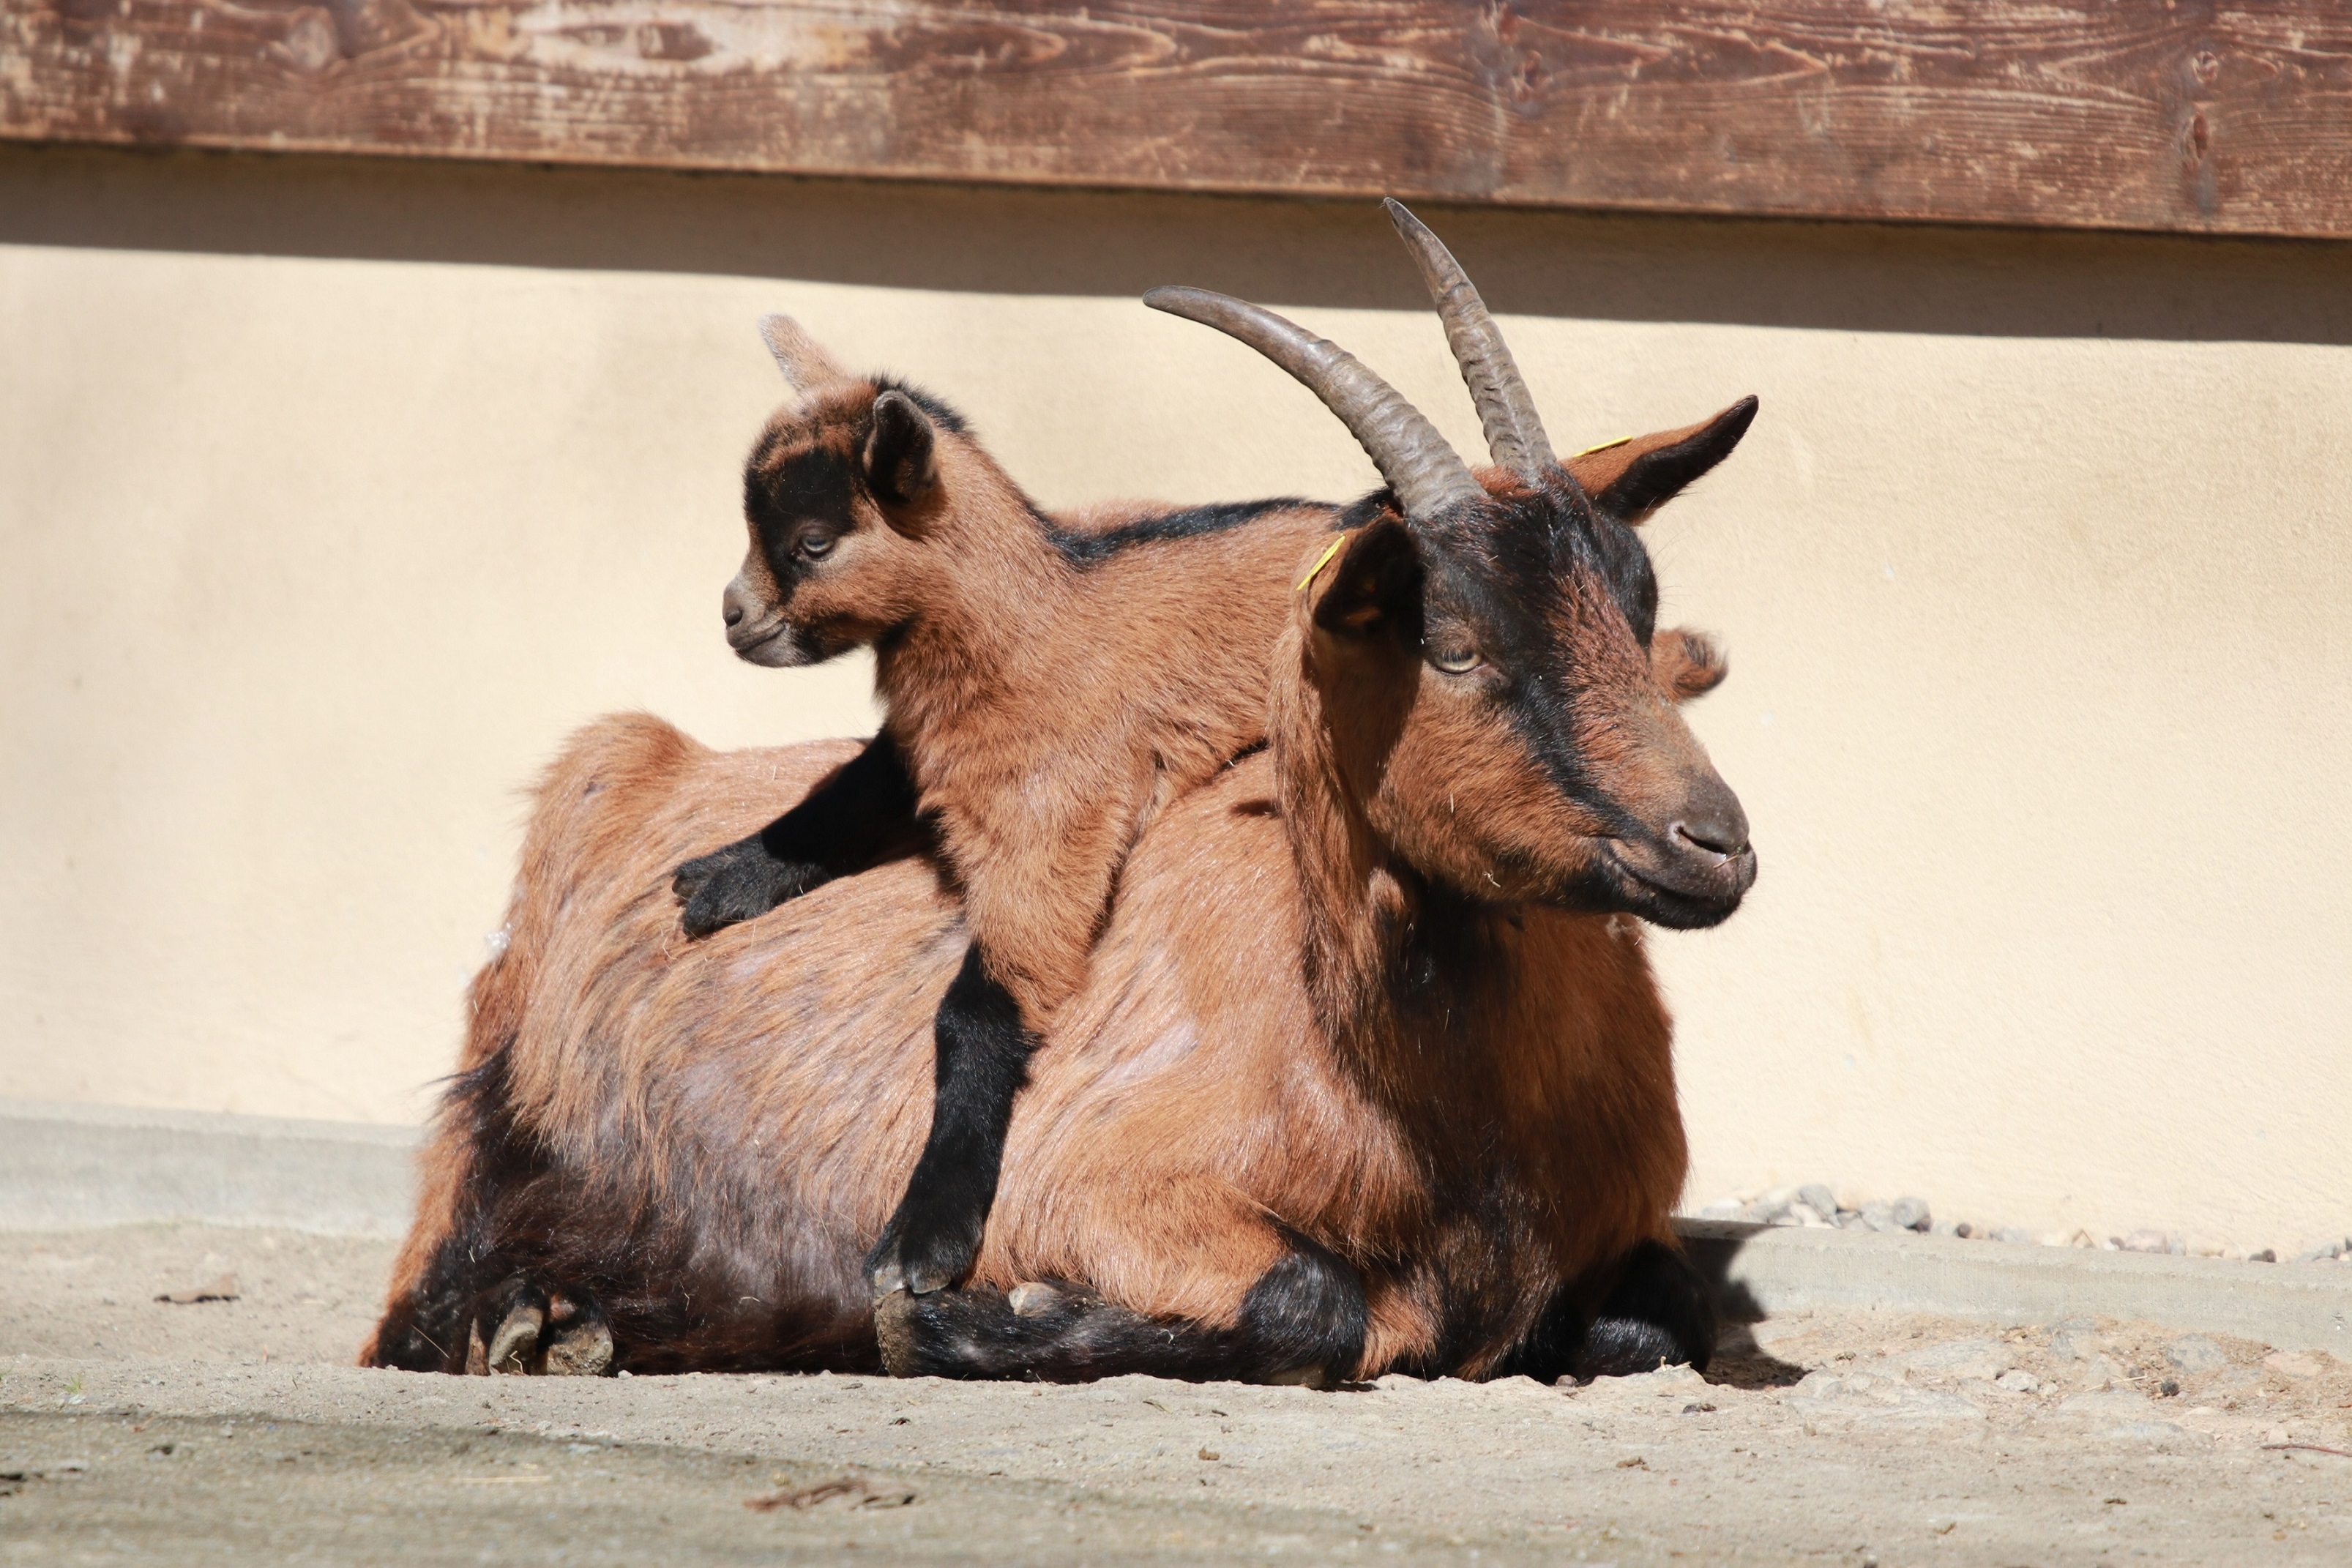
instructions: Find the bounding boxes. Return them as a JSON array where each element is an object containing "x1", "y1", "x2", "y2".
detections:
[
  {"x1": 1571, "y1": 434, "x2": 1633, "y2": 458},
  {"x1": 1296, "y1": 533, "x2": 1350, "y2": 593}
]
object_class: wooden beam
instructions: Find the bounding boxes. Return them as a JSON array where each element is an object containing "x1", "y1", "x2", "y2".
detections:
[{"x1": 4, "y1": 2, "x2": 2348, "y2": 239}]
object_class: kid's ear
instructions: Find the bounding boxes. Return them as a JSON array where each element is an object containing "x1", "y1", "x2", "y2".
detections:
[
  {"x1": 1569, "y1": 395, "x2": 1758, "y2": 526},
  {"x1": 758, "y1": 313, "x2": 851, "y2": 395},
  {"x1": 1651, "y1": 626, "x2": 1729, "y2": 703},
  {"x1": 1307, "y1": 518, "x2": 1425, "y2": 641},
  {"x1": 863, "y1": 390, "x2": 938, "y2": 512}
]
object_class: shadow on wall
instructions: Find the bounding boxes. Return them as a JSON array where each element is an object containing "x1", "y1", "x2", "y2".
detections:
[{"x1": 2, "y1": 143, "x2": 2347, "y2": 346}]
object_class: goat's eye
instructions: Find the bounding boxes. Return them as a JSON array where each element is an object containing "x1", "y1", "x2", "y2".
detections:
[
  {"x1": 799, "y1": 533, "x2": 835, "y2": 560},
  {"x1": 1428, "y1": 645, "x2": 1482, "y2": 676}
]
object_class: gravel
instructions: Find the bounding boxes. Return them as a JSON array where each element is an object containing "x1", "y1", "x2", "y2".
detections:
[{"x1": 1691, "y1": 1187, "x2": 2350, "y2": 1266}]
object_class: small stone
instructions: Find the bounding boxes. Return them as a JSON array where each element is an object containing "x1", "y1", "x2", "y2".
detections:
[
  {"x1": 2164, "y1": 1335, "x2": 2230, "y2": 1374},
  {"x1": 1859, "y1": 1201, "x2": 1904, "y2": 1233},
  {"x1": 1996, "y1": 1227, "x2": 2035, "y2": 1245},
  {"x1": 2263, "y1": 1351, "x2": 2325, "y2": 1379},
  {"x1": 1889, "y1": 1196, "x2": 1931, "y2": 1231},
  {"x1": 1995, "y1": 1370, "x2": 2039, "y2": 1393},
  {"x1": 1750, "y1": 1188, "x2": 1796, "y2": 1223},
  {"x1": 2291, "y1": 1239, "x2": 2349, "y2": 1264},
  {"x1": 1797, "y1": 1184, "x2": 1839, "y2": 1220},
  {"x1": 2049, "y1": 1319, "x2": 2101, "y2": 1361},
  {"x1": 1930, "y1": 1220, "x2": 1960, "y2": 1239},
  {"x1": 1789, "y1": 1202, "x2": 1834, "y2": 1228},
  {"x1": 1838, "y1": 1212, "x2": 1871, "y2": 1231},
  {"x1": 2250, "y1": 1249, "x2": 2277, "y2": 1263}
]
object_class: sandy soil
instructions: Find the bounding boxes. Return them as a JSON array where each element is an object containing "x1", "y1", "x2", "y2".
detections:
[{"x1": 6, "y1": 1224, "x2": 2351, "y2": 1564}]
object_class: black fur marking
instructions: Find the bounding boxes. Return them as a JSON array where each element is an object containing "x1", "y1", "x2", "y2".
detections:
[
  {"x1": 1588, "y1": 395, "x2": 1758, "y2": 526},
  {"x1": 1572, "y1": 1239, "x2": 1717, "y2": 1380},
  {"x1": 876, "y1": 1283, "x2": 1242, "y2": 1382},
  {"x1": 866, "y1": 943, "x2": 1039, "y2": 1296},
  {"x1": 747, "y1": 439, "x2": 856, "y2": 591},
  {"x1": 673, "y1": 731, "x2": 923, "y2": 938},
  {"x1": 1042, "y1": 498, "x2": 1327, "y2": 567},
  {"x1": 1236, "y1": 1228, "x2": 1369, "y2": 1382},
  {"x1": 867, "y1": 375, "x2": 969, "y2": 436}
]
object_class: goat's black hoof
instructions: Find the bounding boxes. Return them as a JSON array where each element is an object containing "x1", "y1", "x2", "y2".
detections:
[
  {"x1": 672, "y1": 840, "x2": 821, "y2": 938},
  {"x1": 865, "y1": 1208, "x2": 984, "y2": 1301}
]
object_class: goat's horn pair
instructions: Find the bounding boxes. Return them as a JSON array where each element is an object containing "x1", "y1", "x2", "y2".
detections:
[
  {"x1": 1144, "y1": 201, "x2": 1553, "y2": 517},
  {"x1": 1144, "y1": 285, "x2": 1485, "y2": 519},
  {"x1": 1382, "y1": 199, "x2": 1556, "y2": 482}
]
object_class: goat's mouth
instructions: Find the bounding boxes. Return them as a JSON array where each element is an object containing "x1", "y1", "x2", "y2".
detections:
[
  {"x1": 726, "y1": 618, "x2": 812, "y2": 668},
  {"x1": 1600, "y1": 836, "x2": 1756, "y2": 930}
]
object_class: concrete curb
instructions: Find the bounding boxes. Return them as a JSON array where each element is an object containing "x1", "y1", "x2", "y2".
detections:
[
  {"x1": 4, "y1": 1103, "x2": 2347, "y2": 1352},
  {"x1": 1677, "y1": 1217, "x2": 2352, "y2": 1356},
  {"x1": 0, "y1": 1099, "x2": 418, "y2": 1237}
]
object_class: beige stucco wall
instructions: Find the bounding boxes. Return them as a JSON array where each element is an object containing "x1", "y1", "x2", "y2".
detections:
[{"x1": 4, "y1": 146, "x2": 2347, "y2": 1255}]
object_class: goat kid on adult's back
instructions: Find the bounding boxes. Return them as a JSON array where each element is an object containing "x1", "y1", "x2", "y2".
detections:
[
  {"x1": 669, "y1": 203, "x2": 1758, "y2": 1306},
  {"x1": 362, "y1": 275, "x2": 1758, "y2": 1387}
]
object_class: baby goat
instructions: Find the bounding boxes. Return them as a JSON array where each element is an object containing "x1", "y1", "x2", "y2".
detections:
[
  {"x1": 672, "y1": 204, "x2": 1756, "y2": 1304},
  {"x1": 364, "y1": 266, "x2": 1758, "y2": 1385}
]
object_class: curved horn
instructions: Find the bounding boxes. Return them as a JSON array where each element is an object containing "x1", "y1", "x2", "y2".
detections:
[
  {"x1": 1144, "y1": 286, "x2": 1483, "y2": 520},
  {"x1": 1383, "y1": 199, "x2": 1555, "y2": 482}
]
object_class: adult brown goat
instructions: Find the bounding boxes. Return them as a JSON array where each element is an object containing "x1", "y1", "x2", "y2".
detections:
[
  {"x1": 671, "y1": 201, "x2": 1757, "y2": 1303},
  {"x1": 362, "y1": 277, "x2": 1758, "y2": 1386}
]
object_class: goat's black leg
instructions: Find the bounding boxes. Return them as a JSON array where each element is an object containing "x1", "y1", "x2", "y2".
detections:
[
  {"x1": 876, "y1": 1237, "x2": 1367, "y2": 1386},
  {"x1": 1572, "y1": 1239, "x2": 1718, "y2": 1380},
  {"x1": 866, "y1": 943, "x2": 1034, "y2": 1296},
  {"x1": 673, "y1": 731, "x2": 919, "y2": 938}
]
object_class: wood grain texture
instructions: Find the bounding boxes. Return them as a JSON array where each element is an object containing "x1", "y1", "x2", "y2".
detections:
[{"x1": 4, "y1": 2, "x2": 2348, "y2": 239}]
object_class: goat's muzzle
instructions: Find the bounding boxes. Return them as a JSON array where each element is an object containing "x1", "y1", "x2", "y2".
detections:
[{"x1": 1602, "y1": 772, "x2": 1757, "y2": 930}]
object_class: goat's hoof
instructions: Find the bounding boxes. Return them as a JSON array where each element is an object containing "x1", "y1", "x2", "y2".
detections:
[
  {"x1": 487, "y1": 1299, "x2": 545, "y2": 1375},
  {"x1": 468, "y1": 1279, "x2": 616, "y2": 1377},
  {"x1": 1007, "y1": 1281, "x2": 1063, "y2": 1318},
  {"x1": 865, "y1": 1213, "x2": 982, "y2": 1301},
  {"x1": 542, "y1": 1315, "x2": 613, "y2": 1376},
  {"x1": 873, "y1": 1289, "x2": 921, "y2": 1378}
]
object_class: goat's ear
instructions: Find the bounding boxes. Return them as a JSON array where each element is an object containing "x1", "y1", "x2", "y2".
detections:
[
  {"x1": 758, "y1": 313, "x2": 851, "y2": 395},
  {"x1": 1652, "y1": 627, "x2": 1729, "y2": 703},
  {"x1": 863, "y1": 390, "x2": 939, "y2": 512},
  {"x1": 1307, "y1": 518, "x2": 1425, "y2": 641},
  {"x1": 1570, "y1": 395, "x2": 1758, "y2": 526}
]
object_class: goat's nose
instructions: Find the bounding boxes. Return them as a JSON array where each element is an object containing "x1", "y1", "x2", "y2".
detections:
[
  {"x1": 722, "y1": 578, "x2": 753, "y2": 630},
  {"x1": 1671, "y1": 777, "x2": 1751, "y2": 857}
]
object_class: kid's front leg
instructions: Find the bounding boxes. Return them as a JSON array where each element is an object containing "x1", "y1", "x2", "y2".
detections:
[
  {"x1": 673, "y1": 731, "x2": 918, "y2": 938},
  {"x1": 866, "y1": 942, "x2": 1036, "y2": 1297}
]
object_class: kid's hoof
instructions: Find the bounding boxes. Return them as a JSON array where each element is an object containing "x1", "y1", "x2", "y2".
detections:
[
  {"x1": 865, "y1": 1216, "x2": 982, "y2": 1301},
  {"x1": 673, "y1": 841, "x2": 821, "y2": 938}
]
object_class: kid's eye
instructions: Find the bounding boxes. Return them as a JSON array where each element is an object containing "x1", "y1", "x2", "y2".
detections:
[
  {"x1": 1428, "y1": 646, "x2": 1482, "y2": 676},
  {"x1": 799, "y1": 533, "x2": 835, "y2": 560}
]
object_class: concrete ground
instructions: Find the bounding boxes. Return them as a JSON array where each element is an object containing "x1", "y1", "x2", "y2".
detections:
[{"x1": 6, "y1": 1225, "x2": 2352, "y2": 1564}]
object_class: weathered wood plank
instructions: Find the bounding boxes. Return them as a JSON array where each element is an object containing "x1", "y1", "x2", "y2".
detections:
[{"x1": 4, "y1": 2, "x2": 2348, "y2": 238}]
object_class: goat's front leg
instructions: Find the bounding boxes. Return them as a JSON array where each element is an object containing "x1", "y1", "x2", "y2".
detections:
[
  {"x1": 865, "y1": 942, "x2": 1034, "y2": 1296},
  {"x1": 875, "y1": 1230, "x2": 1368, "y2": 1386},
  {"x1": 673, "y1": 731, "x2": 918, "y2": 938}
]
